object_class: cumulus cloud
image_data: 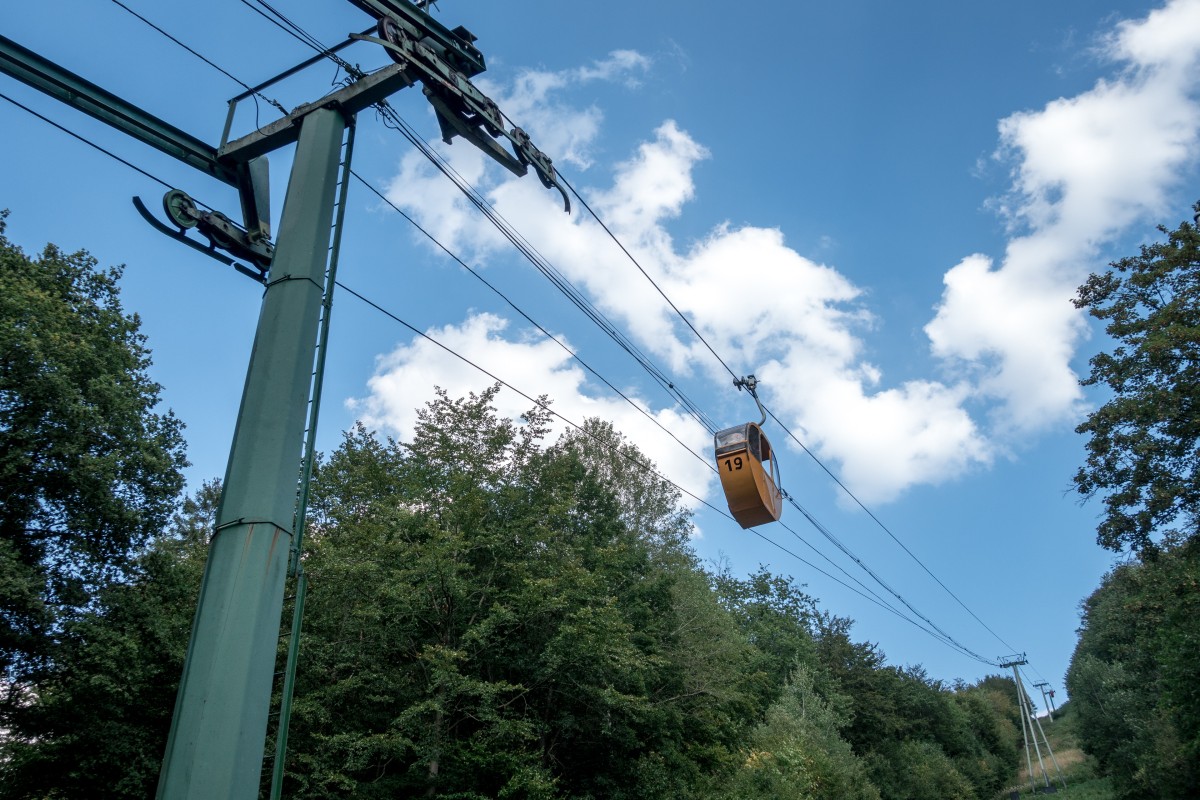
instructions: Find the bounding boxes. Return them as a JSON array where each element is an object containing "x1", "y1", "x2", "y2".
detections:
[
  {"x1": 927, "y1": 0, "x2": 1200, "y2": 431},
  {"x1": 360, "y1": 0, "x2": 1200, "y2": 506},
  {"x1": 382, "y1": 51, "x2": 652, "y2": 257},
  {"x1": 348, "y1": 313, "x2": 715, "y2": 507},
  {"x1": 369, "y1": 111, "x2": 992, "y2": 503}
]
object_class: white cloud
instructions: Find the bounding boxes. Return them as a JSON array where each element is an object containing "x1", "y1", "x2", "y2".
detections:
[
  {"x1": 481, "y1": 50, "x2": 652, "y2": 171},
  {"x1": 348, "y1": 313, "x2": 716, "y2": 507},
  {"x1": 927, "y1": 0, "x2": 1200, "y2": 431},
  {"x1": 361, "y1": 1, "x2": 1200, "y2": 506},
  {"x1": 369, "y1": 107, "x2": 993, "y2": 502},
  {"x1": 784, "y1": 373, "x2": 989, "y2": 504},
  {"x1": 1108, "y1": 0, "x2": 1200, "y2": 71}
]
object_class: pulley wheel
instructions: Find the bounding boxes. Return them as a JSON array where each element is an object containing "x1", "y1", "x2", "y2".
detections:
[
  {"x1": 378, "y1": 17, "x2": 409, "y2": 66},
  {"x1": 203, "y1": 212, "x2": 238, "y2": 251},
  {"x1": 163, "y1": 189, "x2": 198, "y2": 229}
]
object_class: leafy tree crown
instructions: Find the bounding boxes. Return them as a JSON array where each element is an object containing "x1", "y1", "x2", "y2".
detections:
[{"x1": 1073, "y1": 202, "x2": 1200, "y2": 553}]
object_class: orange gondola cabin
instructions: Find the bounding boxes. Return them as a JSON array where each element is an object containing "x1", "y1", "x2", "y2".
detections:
[{"x1": 714, "y1": 422, "x2": 783, "y2": 528}]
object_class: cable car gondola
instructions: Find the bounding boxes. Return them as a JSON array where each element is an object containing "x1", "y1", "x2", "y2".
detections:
[{"x1": 715, "y1": 377, "x2": 783, "y2": 529}]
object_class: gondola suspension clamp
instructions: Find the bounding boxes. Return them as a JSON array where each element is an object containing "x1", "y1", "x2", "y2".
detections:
[{"x1": 734, "y1": 374, "x2": 767, "y2": 426}]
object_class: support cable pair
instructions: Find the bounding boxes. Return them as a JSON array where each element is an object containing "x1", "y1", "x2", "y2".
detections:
[{"x1": 29, "y1": 0, "x2": 1028, "y2": 671}]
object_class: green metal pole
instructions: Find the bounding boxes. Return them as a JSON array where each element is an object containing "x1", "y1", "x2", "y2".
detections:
[
  {"x1": 1013, "y1": 665, "x2": 1036, "y2": 797},
  {"x1": 157, "y1": 107, "x2": 348, "y2": 800},
  {"x1": 269, "y1": 571, "x2": 307, "y2": 798},
  {"x1": 269, "y1": 121, "x2": 357, "y2": 800}
]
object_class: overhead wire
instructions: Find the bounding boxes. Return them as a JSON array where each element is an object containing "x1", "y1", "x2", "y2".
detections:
[
  {"x1": 346, "y1": 165, "x2": 995, "y2": 665},
  {"x1": 65, "y1": 3, "x2": 1018, "y2": 671},
  {"x1": 529, "y1": 88, "x2": 1028, "y2": 661},
  {"x1": 559, "y1": 175, "x2": 741, "y2": 383},
  {"x1": 367, "y1": 102, "x2": 720, "y2": 435},
  {"x1": 362, "y1": 118, "x2": 1003, "y2": 664},
  {"x1": 238, "y1": 0, "x2": 340, "y2": 61},
  {"x1": 341, "y1": 155, "x2": 997, "y2": 662},
  {"x1": 107, "y1": 0, "x2": 286, "y2": 125},
  {"x1": 329, "y1": 195, "x2": 965, "y2": 649},
  {"x1": 554, "y1": 114, "x2": 1026, "y2": 665},
  {"x1": 217, "y1": 1, "x2": 1010, "y2": 668},
  {"x1": 350, "y1": 172, "x2": 716, "y2": 474},
  {"x1": 0, "y1": 92, "x2": 174, "y2": 192},
  {"x1": 767, "y1": 407, "x2": 1024, "y2": 656},
  {"x1": 232, "y1": 0, "x2": 722, "y2": 437},
  {"x1": 333, "y1": 279, "x2": 1001, "y2": 661},
  {"x1": 785, "y1": 494, "x2": 998, "y2": 665}
]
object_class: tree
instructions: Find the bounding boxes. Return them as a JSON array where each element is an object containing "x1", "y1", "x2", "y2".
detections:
[
  {"x1": 1065, "y1": 539, "x2": 1200, "y2": 799},
  {"x1": 1069, "y1": 205, "x2": 1200, "y2": 797},
  {"x1": 711, "y1": 564, "x2": 823, "y2": 710},
  {"x1": 1072, "y1": 204, "x2": 1200, "y2": 552},
  {"x1": 286, "y1": 387, "x2": 763, "y2": 798},
  {"x1": 950, "y1": 680, "x2": 1021, "y2": 796},
  {"x1": 0, "y1": 482, "x2": 214, "y2": 799},
  {"x1": 551, "y1": 418, "x2": 694, "y2": 550},
  {"x1": 725, "y1": 665, "x2": 880, "y2": 800},
  {"x1": 0, "y1": 212, "x2": 187, "y2": 686}
]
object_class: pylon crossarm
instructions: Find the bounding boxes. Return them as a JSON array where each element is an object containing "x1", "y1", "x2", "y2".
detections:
[
  {"x1": 0, "y1": 32, "x2": 236, "y2": 185},
  {"x1": 219, "y1": 63, "x2": 412, "y2": 164}
]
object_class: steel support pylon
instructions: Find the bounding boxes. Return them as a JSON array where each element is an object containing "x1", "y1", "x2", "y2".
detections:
[{"x1": 157, "y1": 107, "x2": 348, "y2": 800}]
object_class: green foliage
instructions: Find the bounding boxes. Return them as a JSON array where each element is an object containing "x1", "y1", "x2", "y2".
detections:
[
  {"x1": 0, "y1": 212, "x2": 187, "y2": 684},
  {"x1": 810, "y1": 618, "x2": 1021, "y2": 800},
  {"x1": 286, "y1": 387, "x2": 761, "y2": 798},
  {"x1": 1072, "y1": 204, "x2": 1200, "y2": 553},
  {"x1": 551, "y1": 418, "x2": 694, "y2": 550},
  {"x1": 0, "y1": 379, "x2": 1027, "y2": 798},
  {"x1": 1065, "y1": 538, "x2": 1200, "y2": 799},
  {"x1": 0, "y1": 482, "x2": 214, "y2": 799},
  {"x1": 712, "y1": 564, "x2": 822, "y2": 701},
  {"x1": 865, "y1": 739, "x2": 976, "y2": 800},
  {"x1": 950, "y1": 681, "x2": 1021, "y2": 794},
  {"x1": 725, "y1": 665, "x2": 880, "y2": 800}
]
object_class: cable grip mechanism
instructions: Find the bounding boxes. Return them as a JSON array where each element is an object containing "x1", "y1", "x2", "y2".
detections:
[{"x1": 734, "y1": 375, "x2": 767, "y2": 426}]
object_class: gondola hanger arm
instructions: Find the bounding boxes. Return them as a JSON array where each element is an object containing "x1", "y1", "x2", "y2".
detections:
[{"x1": 734, "y1": 375, "x2": 767, "y2": 426}]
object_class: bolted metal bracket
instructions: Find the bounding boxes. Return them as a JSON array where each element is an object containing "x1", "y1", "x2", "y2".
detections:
[{"x1": 350, "y1": 8, "x2": 571, "y2": 212}]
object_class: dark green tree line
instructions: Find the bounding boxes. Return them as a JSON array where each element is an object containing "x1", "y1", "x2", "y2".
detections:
[
  {"x1": 1072, "y1": 203, "x2": 1200, "y2": 554},
  {"x1": 0, "y1": 212, "x2": 186, "y2": 701},
  {"x1": 1066, "y1": 541, "x2": 1200, "y2": 799},
  {"x1": 1066, "y1": 205, "x2": 1200, "y2": 798},
  {"x1": 1, "y1": 378, "x2": 1025, "y2": 798}
]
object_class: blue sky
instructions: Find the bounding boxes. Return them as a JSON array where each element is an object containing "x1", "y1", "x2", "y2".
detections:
[{"x1": 4, "y1": 0, "x2": 1200, "y2": 699}]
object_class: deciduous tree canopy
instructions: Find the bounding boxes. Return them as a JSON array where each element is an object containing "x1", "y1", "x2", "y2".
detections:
[
  {"x1": 1066, "y1": 205, "x2": 1200, "y2": 798},
  {"x1": 1073, "y1": 204, "x2": 1200, "y2": 553},
  {"x1": 1066, "y1": 539, "x2": 1200, "y2": 799},
  {"x1": 0, "y1": 212, "x2": 186, "y2": 686},
  {"x1": 1, "y1": 382, "x2": 1023, "y2": 799}
]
